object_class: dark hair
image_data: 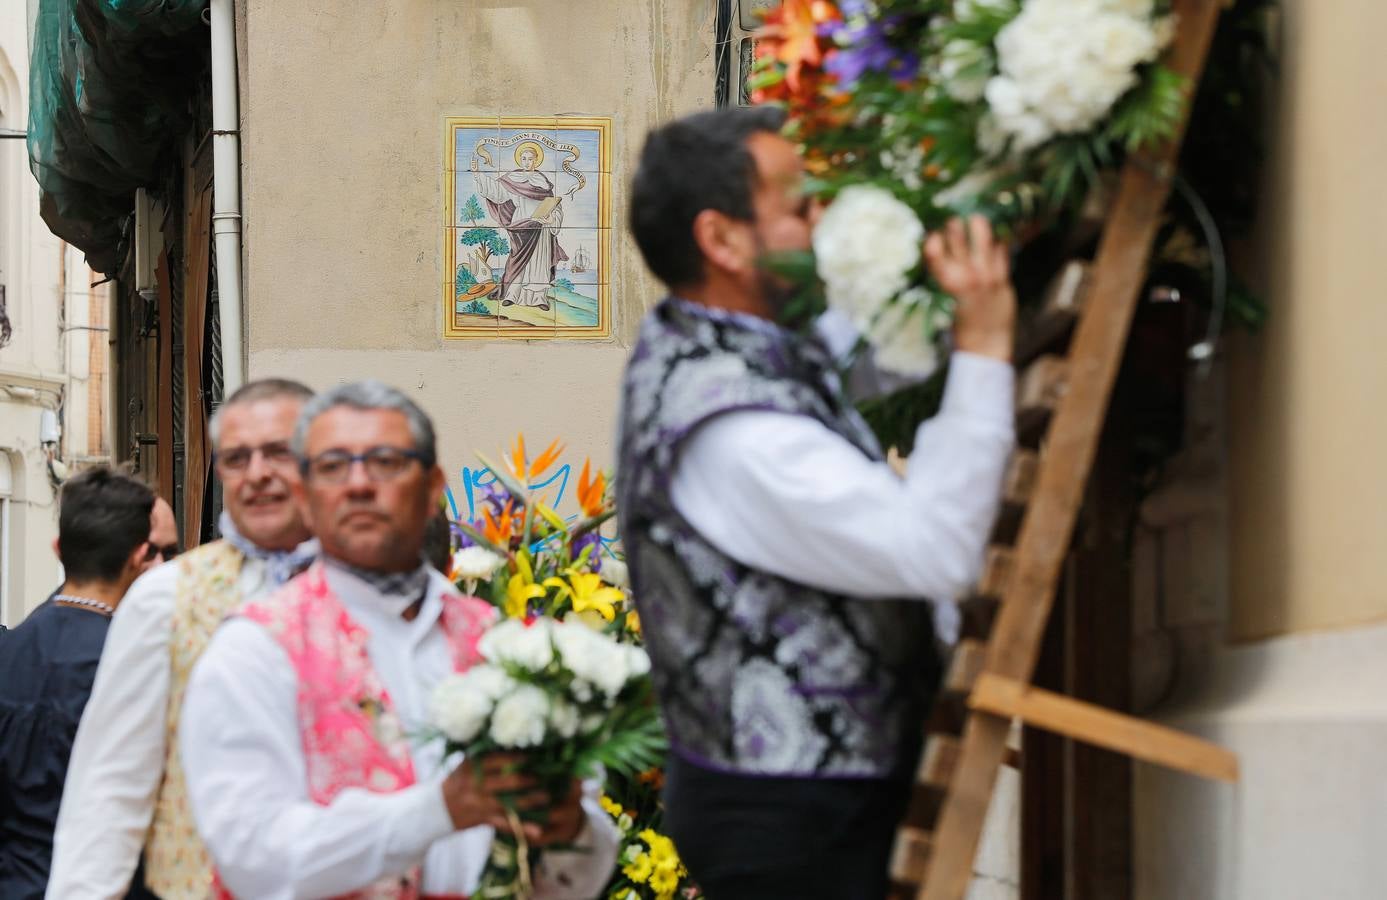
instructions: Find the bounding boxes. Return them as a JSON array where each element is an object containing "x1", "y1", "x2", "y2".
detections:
[
  {"x1": 423, "y1": 506, "x2": 454, "y2": 575},
  {"x1": 629, "y1": 106, "x2": 788, "y2": 289},
  {"x1": 293, "y1": 380, "x2": 437, "y2": 467},
  {"x1": 57, "y1": 467, "x2": 156, "y2": 582},
  {"x1": 210, "y1": 378, "x2": 315, "y2": 446}
]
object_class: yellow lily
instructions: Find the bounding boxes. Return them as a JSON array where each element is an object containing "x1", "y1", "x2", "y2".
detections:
[
  {"x1": 543, "y1": 569, "x2": 623, "y2": 622},
  {"x1": 504, "y1": 552, "x2": 546, "y2": 619}
]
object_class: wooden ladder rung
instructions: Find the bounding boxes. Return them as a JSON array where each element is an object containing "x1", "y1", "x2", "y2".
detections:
[
  {"x1": 1015, "y1": 354, "x2": 1069, "y2": 442},
  {"x1": 890, "y1": 826, "x2": 934, "y2": 885},
  {"x1": 919, "y1": 734, "x2": 962, "y2": 788},
  {"x1": 992, "y1": 451, "x2": 1038, "y2": 544},
  {"x1": 1002, "y1": 449, "x2": 1040, "y2": 510},
  {"x1": 943, "y1": 638, "x2": 987, "y2": 695},
  {"x1": 1016, "y1": 260, "x2": 1091, "y2": 364},
  {"x1": 977, "y1": 546, "x2": 1014, "y2": 599}
]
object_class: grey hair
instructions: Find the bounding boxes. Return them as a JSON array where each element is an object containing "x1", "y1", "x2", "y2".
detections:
[
  {"x1": 292, "y1": 380, "x2": 437, "y2": 465},
  {"x1": 209, "y1": 378, "x2": 315, "y2": 447}
]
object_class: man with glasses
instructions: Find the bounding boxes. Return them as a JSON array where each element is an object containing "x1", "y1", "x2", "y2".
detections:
[
  {"x1": 180, "y1": 380, "x2": 618, "y2": 898},
  {"x1": 1, "y1": 467, "x2": 157, "y2": 899},
  {"x1": 148, "y1": 498, "x2": 179, "y2": 567},
  {"x1": 49, "y1": 379, "x2": 319, "y2": 900}
]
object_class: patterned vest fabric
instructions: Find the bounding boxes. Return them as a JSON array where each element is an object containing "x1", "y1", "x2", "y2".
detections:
[
  {"x1": 234, "y1": 563, "x2": 495, "y2": 900},
  {"x1": 616, "y1": 298, "x2": 941, "y2": 779},
  {"x1": 145, "y1": 540, "x2": 246, "y2": 900}
]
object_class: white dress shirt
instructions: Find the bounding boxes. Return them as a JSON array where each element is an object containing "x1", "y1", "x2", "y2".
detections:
[
  {"x1": 179, "y1": 565, "x2": 619, "y2": 900},
  {"x1": 47, "y1": 557, "x2": 280, "y2": 900},
  {"x1": 669, "y1": 312, "x2": 1015, "y2": 644}
]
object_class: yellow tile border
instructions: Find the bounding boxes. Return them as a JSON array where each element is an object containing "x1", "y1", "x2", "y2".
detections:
[{"x1": 442, "y1": 116, "x2": 612, "y2": 340}]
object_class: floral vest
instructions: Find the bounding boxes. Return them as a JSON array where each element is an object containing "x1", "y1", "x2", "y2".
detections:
[
  {"x1": 230, "y1": 562, "x2": 494, "y2": 899},
  {"x1": 145, "y1": 540, "x2": 247, "y2": 899},
  {"x1": 616, "y1": 298, "x2": 942, "y2": 778}
]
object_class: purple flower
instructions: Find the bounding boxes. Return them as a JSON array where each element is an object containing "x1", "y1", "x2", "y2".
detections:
[
  {"x1": 476, "y1": 482, "x2": 513, "y2": 518},
  {"x1": 824, "y1": 9, "x2": 919, "y2": 86},
  {"x1": 451, "y1": 521, "x2": 475, "y2": 550},
  {"x1": 572, "y1": 532, "x2": 603, "y2": 573}
]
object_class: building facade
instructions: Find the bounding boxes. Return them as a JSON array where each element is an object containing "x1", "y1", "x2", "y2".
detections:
[
  {"x1": 1132, "y1": 1, "x2": 1387, "y2": 896},
  {"x1": 0, "y1": 1, "x2": 110, "y2": 624}
]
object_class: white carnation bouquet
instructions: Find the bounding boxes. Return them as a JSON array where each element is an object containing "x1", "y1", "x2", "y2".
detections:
[
  {"x1": 759, "y1": 0, "x2": 1183, "y2": 378},
  {"x1": 429, "y1": 616, "x2": 664, "y2": 898}
]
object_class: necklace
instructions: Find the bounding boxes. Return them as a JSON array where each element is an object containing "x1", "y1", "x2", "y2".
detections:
[{"x1": 53, "y1": 594, "x2": 116, "y2": 616}]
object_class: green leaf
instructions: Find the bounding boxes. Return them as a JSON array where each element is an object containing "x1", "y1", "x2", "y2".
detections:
[
  {"x1": 475, "y1": 452, "x2": 530, "y2": 507},
  {"x1": 1105, "y1": 65, "x2": 1188, "y2": 152},
  {"x1": 569, "y1": 509, "x2": 616, "y2": 539}
]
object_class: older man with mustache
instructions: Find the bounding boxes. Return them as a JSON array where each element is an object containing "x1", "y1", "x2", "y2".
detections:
[
  {"x1": 48, "y1": 379, "x2": 319, "y2": 900},
  {"x1": 179, "y1": 381, "x2": 618, "y2": 899}
]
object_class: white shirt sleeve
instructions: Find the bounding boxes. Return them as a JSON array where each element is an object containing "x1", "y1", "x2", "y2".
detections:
[
  {"x1": 179, "y1": 619, "x2": 455, "y2": 900},
  {"x1": 47, "y1": 564, "x2": 179, "y2": 900},
  {"x1": 669, "y1": 351, "x2": 1015, "y2": 604}
]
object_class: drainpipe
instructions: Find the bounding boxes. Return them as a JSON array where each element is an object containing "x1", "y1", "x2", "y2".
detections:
[{"x1": 209, "y1": 0, "x2": 245, "y2": 394}]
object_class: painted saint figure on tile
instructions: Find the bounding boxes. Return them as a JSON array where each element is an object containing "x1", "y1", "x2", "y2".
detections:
[
  {"x1": 444, "y1": 117, "x2": 611, "y2": 339},
  {"x1": 472, "y1": 141, "x2": 565, "y2": 310}
]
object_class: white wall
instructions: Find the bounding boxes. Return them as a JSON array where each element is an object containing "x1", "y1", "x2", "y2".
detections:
[{"x1": 0, "y1": 2, "x2": 107, "y2": 623}]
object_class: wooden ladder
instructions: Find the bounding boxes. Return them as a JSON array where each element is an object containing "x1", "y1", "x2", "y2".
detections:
[{"x1": 890, "y1": 3, "x2": 1236, "y2": 898}]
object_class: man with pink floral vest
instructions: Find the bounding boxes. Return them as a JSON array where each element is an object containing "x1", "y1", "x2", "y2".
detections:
[{"x1": 180, "y1": 381, "x2": 619, "y2": 899}]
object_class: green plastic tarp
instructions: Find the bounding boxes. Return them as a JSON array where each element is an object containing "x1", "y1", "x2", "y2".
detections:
[{"x1": 27, "y1": 0, "x2": 209, "y2": 273}]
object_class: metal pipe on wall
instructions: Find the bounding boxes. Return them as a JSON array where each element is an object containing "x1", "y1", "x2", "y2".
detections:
[{"x1": 209, "y1": 0, "x2": 245, "y2": 394}]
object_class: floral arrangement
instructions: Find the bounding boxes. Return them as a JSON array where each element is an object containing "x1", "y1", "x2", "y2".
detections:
[
  {"x1": 434, "y1": 436, "x2": 695, "y2": 898},
  {"x1": 600, "y1": 791, "x2": 703, "y2": 900},
  {"x1": 448, "y1": 436, "x2": 638, "y2": 638},
  {"x1": 753, "y1": 0, "x2": 1187, "y2": 375},
  {"x1": 429, "y1": 616, "x2": 664, "y2": 897}
]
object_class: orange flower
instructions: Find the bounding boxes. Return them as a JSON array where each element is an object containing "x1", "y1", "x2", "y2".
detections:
[
  {"x1": 481, "y1": 499, "x2": 518, "y2": 546},
  {"x1": 507, "y1": 434, "x2": 529, "y2": 479},
  {"x1": 528, "y1": 438, "x2": 565, "y2": 480},
  {"x1": 506, "y1": 434, "x2": 566, "y2": 482},
  {"x1": 757, "y1": 0, "x2": 841, "y2": 92},
  {"x1": 576, "y1": 460, "x2": 607, "y2": 518}
]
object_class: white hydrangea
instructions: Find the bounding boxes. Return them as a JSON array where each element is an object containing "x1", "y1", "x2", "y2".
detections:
[
  {"x1": 489, "y1": 684, "x2": 550, "y2": 748},
  {"x1": 983, "y1": 0, "x2": 1172, "y2": 155},
  {"x1": 812, "y1": 185, "x2": 925, "y2": 327},
  {"x1": 430, "y1": 665, "x2": 517, "y2": 744},
  {"x1": 551, "y1": 619, "x2": 641, "y2": 701},
  {"x1": 452, "y1": 546, "x2": 505, "y2": 582},
  {"x1": 478, "y1": 618, "x2": 555, "y2": 672},
  {"x1": 867, "y1": 290, "x2": 952, "y2": 377},
  {"x1": 601, "y1": 556, "x2": 629, "y2": 590},
  {"x1": 548, "y1": 697, "x2": 581, "y2": 738}
]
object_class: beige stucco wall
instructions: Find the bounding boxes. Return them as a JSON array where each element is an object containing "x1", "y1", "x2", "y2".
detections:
[
  {"x1": 1226, "y1": 0, "x2": 1387, "y2": 640},
  {"x1": 241, "y1": 1, "x2": 715, "y2": 497}
]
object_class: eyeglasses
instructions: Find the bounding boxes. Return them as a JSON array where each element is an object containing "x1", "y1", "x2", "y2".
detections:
[
  {"x1": 303, "y1": 446, "x2": 429, "y2": 484},
  {"x1": 216, "y1": 441, "x2": 298, "y2": 474},
  {"x1": 142, "y1": 543, "x2": 181, "y2": 563}
]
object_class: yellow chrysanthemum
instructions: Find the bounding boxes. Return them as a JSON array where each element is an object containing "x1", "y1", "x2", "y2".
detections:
[
  {"x1": 623, "y1": 852, "x2": 654, "y2": 883},
  {"x1": 649, "y1": 865, "x2": 680, "y2": 897},
  {"x1": 599, "y1": 794, "x2": 624, "y2": 820}
]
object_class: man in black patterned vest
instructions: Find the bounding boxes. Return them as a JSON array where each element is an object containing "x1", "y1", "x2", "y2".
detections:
[{"x1": 616, "y1": 107, "x2": 1018, "y2": 898}]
